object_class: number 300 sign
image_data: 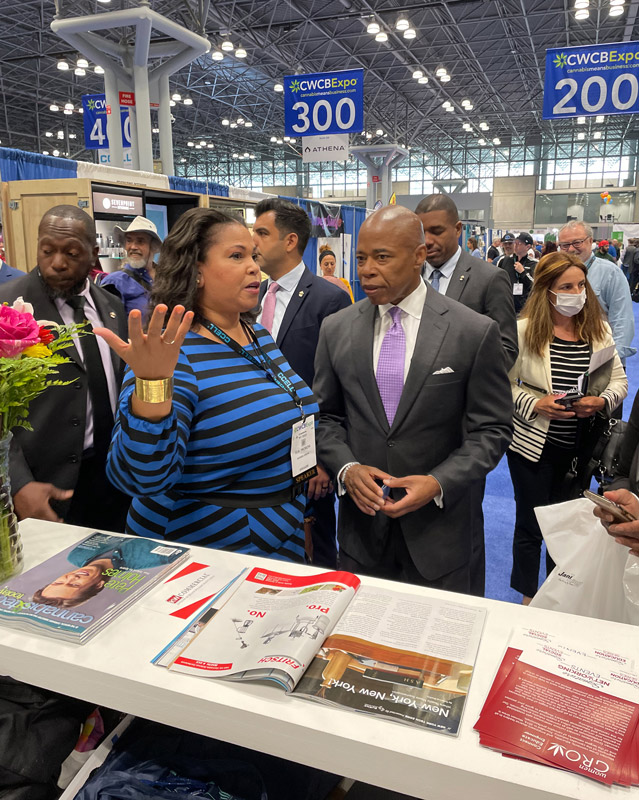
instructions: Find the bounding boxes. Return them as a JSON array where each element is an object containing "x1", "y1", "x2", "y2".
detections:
[
  {"x1": 543, "y1": 43, "x2": 639, "y2": 120},
  {"x1": 284, "y1": 69, "x2": 364, "y2": 138}
]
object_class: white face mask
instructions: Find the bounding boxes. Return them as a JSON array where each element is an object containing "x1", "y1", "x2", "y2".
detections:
[{"x1": 550, "y1": 289, "x2": 586, "y2": 317}]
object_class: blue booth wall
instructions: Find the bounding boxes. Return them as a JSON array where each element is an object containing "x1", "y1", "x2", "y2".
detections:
[{"x1": 280, "y1": 196, "x2": 367, "y2": 302}]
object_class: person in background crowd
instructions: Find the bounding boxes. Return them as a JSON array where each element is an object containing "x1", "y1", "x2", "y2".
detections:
[
  {"x1": 314, "y1": 205, "x2": 513, "y2": 595},
  {"x1": 466, "y1": 236, "x2": 482, "y2": 258},
  {"x1": 0, "y1": 204, "x2": 130, "y2": 531},
  {"x1": 496, "y1": 232, "x2": 534, "y2": 314},
  {"x1": 609, "y1": 239, "x2": 620, "y2": 261},
  {"x1": 253, "y1": 198, "x2": 351, "y2": 568},
  {"x1": 318, "y1": 244, "x2": 354, "y2": 302},
  {"x1": 486, "y1": 237, "x2": 501, "y2": 261},
  {"x1": 515, "y1": 232, "x2": 539, "y2": 265},
  {"x1": 0, "y1": 259, "x2": 22, "y2": 285},
  {"x1": 507, "y1": 252, "x2": 627, "y2": 604},
  {"x1": 100, "y1": 207, "x2": 318, "y2": 563},
  {"x1": 100, "y1": 216, "x2": 161, "y2": 316},
  {"x1": 541, "y1": 240, "x2": 558, "y2": 258},
  {"x1": 416, "y1": 194, "x2": 518, "y2": 370},
  {"x1": 557, "y1": 221, "x2": 635, "y2": 363},
  {"x1": 594, "y1": 239, "x2": 616, "y2": 264},
  {"x1": 621, "y1": 238, "x2": 637, "y2": 281}
]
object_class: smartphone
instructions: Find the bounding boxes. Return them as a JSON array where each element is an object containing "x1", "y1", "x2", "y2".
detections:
[
  {"x1": 555, "y1": 392, "x2": 583, "y2": 409},
  {"x1": 375, "y1": 480, "x2": 391, "y2": 499},
  {"x1": 583, "y1": 489, "x2": 637, "y2": 523}
]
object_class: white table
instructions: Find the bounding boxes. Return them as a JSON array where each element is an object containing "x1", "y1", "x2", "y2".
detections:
[{"x1": 1, "y1": 519, "x2": 638, "y2": 800}]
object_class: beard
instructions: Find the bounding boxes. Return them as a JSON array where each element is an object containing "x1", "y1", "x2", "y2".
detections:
[
  {"x1": 38, "y1": 269, "x2": 89, "y2": 301},
  {"x1": 126, "y1": 255, "x2": 148, "y2": 270}
]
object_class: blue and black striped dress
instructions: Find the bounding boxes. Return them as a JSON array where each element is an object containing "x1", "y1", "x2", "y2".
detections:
[{"x1": 107, "y1": 325, "x2": 318, "y2": 562}]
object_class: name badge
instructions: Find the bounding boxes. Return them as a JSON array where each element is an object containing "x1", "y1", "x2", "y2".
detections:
[
  {"x1": 291, "y1": 414, "x2": 317, "y2": 484},
  {"x1": 513, "y1": 283, "x2": 524, "y2": 295}
]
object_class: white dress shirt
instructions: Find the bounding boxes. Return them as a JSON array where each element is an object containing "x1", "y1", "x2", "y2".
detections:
[
  {"x1": 55, "y1": 281, "x2": 118, "y2": 452},
  {"x1": 424, "y1": 246, "x2": 461, "y2": 296},
  {"x1": 373, "y1": 278, "x2": 426, "y2": 382},
  {"x1": 257, "y1": 261, "x2": 306, "y2": 340}
]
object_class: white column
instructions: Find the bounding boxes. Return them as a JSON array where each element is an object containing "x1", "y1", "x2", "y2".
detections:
[
  {"x1": 133, "y1": 63, "x2": 153, "y2": 172},
  {"x1": 157, "y1": 73, "x2": 174, "y2": 176},
  {"x1": 103, "y1": 69, "x2": 123, "y2": 167}
]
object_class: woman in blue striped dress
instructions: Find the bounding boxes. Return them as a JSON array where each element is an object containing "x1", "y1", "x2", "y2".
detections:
[{"x1": 95, "y1": 208, "x2": 318, "y2": 562}]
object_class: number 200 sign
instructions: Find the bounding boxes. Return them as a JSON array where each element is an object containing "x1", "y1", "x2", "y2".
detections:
[
  {"x1": 284, "y1": 69, "x2": 364, "y2": 137},
  {"x1": 543, "y1": 42, "x2": 639, "y2": 120}
]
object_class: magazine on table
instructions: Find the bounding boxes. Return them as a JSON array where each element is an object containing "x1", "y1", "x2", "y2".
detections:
[
  {"x1": 157, "y1": 566, "x2": 486, "y2": 734},
  {"x1": 0, "y1": 532, "x2": 190, "y2": 644}
]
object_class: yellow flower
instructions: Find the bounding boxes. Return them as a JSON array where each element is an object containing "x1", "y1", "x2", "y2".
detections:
[{"x1": 22, "y1": 343, "x2": 53, "y2": 358}]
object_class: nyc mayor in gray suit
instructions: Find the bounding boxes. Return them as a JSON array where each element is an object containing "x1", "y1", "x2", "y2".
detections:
[{"x1": 313, "y1": 206, "x2": 513, "y2": 594}]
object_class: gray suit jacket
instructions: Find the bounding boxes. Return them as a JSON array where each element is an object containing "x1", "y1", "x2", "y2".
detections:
[
  {"x1": 313, "y1": 288, "x2": 513, "y2": 580},
  {"x1": 424, "y1": 250, "x2": 518, "y2": 369}
]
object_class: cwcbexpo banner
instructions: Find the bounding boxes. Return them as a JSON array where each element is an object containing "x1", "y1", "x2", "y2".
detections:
[
  {"x1": 82, "y1": 94, "x2": 132, "y2": 150},
  {"x1": 543, "y1": 41, "x2": 639, "y2": 120},
  {"x1": 284, "y1": 69, "x2": 363, "y2": 137}
]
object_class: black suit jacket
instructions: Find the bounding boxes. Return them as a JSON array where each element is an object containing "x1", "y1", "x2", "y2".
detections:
[
  {"x1": 258, "y1": 266, "x2": 351, "y2": 388},
  {"x1": 0, "y1": 270, "x2": 127, "y2": 499},
  {"x1": 313, "y1": 289, "x2": 513, "y2": 580},
  {"x1": 424, "y1": 250, "x2": 518, "y2": 369}
]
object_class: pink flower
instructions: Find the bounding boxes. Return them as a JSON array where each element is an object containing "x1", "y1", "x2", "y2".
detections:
[{"x1": 0, "y1": 304, "x2": 40, "y2": 358}]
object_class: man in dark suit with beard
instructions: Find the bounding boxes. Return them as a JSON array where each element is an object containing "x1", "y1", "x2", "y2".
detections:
[{"x1": 0, "y1": 204, "x2": 129, "y2": 531}]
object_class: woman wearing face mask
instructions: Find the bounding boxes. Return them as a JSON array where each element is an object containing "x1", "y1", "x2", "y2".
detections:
[{"x1": 507, "y1": 251, "x2": 627, "y2": 604}]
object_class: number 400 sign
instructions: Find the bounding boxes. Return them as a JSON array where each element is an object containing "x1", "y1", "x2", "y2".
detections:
[
  {"x1": 284, "y1": 69, "x2": 364, "y2": 138},
  {"x1": 543, "y1": 42, "x2": 639, "y2": 120}
]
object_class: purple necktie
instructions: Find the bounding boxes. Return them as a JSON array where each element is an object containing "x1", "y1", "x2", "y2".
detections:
[
  {"x1": 261, "y1": 281, "x2": 280, "y2": 334},
  {"x1": 376, "y1": 306, "x2": 406, "y2": 425}
]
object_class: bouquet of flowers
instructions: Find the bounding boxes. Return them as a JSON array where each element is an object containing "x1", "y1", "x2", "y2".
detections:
[{"x1": 0, "y1": 297, "x2": 84, "y2": 579}]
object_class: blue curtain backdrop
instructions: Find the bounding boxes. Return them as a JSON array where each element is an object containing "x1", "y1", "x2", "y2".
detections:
[
  {"x1": 280, "y1": 196, "x2": 366, "y2": 301},
  {"x1": 167, "y1": 176, "x2": 229, "y2": 197},
  {"x1": 0, "y1": 148, "x2": 78, "y2": 181}
]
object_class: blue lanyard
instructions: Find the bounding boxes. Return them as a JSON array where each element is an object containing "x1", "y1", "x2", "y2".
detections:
[{"x1": 195, "y1": 315, "x2": 306, "y2": 419}]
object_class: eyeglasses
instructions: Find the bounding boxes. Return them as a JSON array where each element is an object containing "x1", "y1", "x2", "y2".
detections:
[{"x1": 557, "y1": 238, "x2": 589, "y2": 251}]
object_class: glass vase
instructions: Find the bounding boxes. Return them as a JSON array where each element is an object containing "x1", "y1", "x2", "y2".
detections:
[{"x1": 0, "y1": 432, "x2": 23, "y2": 581}]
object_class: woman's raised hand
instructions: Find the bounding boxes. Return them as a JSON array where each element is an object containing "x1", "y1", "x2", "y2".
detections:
[{"x1": 94, "y1": 305, "x2": 194, "y2": 379}]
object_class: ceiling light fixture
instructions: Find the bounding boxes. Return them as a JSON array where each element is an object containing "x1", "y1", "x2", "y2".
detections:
[
  {"x1": 575, "y1": 8, "x2": 589, "y2": 18},
  {"x1": 52, "y1": 149, "x2": 60, "y2": 156},
  {"x1": 237, "y1": 117, "x2": 244, "y2": 124},
  {"x1": 57, "y1": 131, "x2": 64, "y2": 138},
  {"x1": 463, "y1": 123, "x2": 472, "y2": 130},
  {"x1": 57, "y1": 59, "x2": 69, "y2": 71},
  {"x1": 42, "y1": 151, "x2": 49, "y2": 156},
  {"x1": 230, "y1": 122, "x2": 237, "y2": 128},
  {"x1": 609, "y1": 4, "x2": 624, "y2": 14},
  {"x1": 403, "y1": 28, "x2": 416, "y2": 39},
  {"x1": 375, "y1": 32, "x2": 388, "y2": 42},
  {"x1": 74, "y1": 67, "x2": 86, "y2": 76},
  {"x1": 152, "y1": 128, "x2": 159, "y2": 133},
  {"x1": 442, "y1": 101, "x2": 451, "y2": 108},
  {"x1": 211, "y1": 50, "x2": 224, "y2": 61},
  {"x1": 395, "y1": 18, "x2": 410, "y2": 30},
  {"x1": 446, "y1": 105, "x2": 454, "y2": 112},
  {"x1": 284, "y1": 136, "x2": 290, "y2": 141},
  {"x1": 169, "y1": 100, "x2": 176, "y2": 107},
  {"x1": 577, "y1": 115, "x2": 586, "y2": 123},
  {"x1": 64, "y1": 102, "x2": 74, "y2": 110},
  {"x1": 243, "y1": 152, "x2": 249, "y2": 158},
  {"x1": 610, "y1": 0, "x2": 625, "y2": 5},
  {"x1": 221, "y1": 40, "x2": 234, "y2": 51},
  {"x1": 418, "y1": 76, "x2": 428, "y2": 84},
  {"x1": 440, "y1": 74, "x2": 451, "y2": 82},
  {"x1": 245, "y1": 121, "x2": 253, "y2": 127},
  {"x1": 412, "y1": 70, "x2": 423, "y2": 79},
  {"x1": 276, "y1": 138, "x2": 283, "y2": 144},
  {"x1": 366, "y1": 22, "x2": 380, "y2": 34},
  {"x1": 187, "y1": 141, "x2": 194, "y2": 146},
  {"x1": 45, "y1": 131, "x2": 53, "y2": 137},
  {"x1": 183, "y1": 97, "x2": 193, "y2": 105},
  {"x1": 574, "y1": 0, "x2": 589, "y2": 7},
  {"x1": 200, "y1": 140, "x2": 206, "y2": 146},
  {"x1": 49, "y1": 104, "x2": 59, "y2": 111},
  {"x1": 492, "y1": 137, "x2": 501, "y2": 145},
  {"x1": 376, "y1": 128, "x2": 383, "y2": 135},
  {"x1": 274, "y1": 83, "x2": 284, "y2": 92},
  {"x1": 207, "y1": 143, "x2": 215, "y2": 148},
  {"x1": 595, "y1": 115, "x2": 605, "y2": 122},
  {"x1": 478, "y1": 138, "x2": 486, "y2": 146},
  {"x1": 76, "y1": 57, "x2": 89, "y2": 68},
  {"x1": 235, "y1": 48, "x2": 247, "y2": 58},
  {"x1": 435, "y1": 67, "x2": 447, "y2": 77},
  {"x1": 577, "y1": 132, "x2": 586, "y2": 140},
  {"x1": 222, "y1": 119, "x2": 230, "y2": 125},
  {"x1": 195, "y1": 144, "x2": 202, "y2": 149},
  {"x1": 94, "y1": 65, "x2": 104, "y2": 74},
  {"x1": 172, "y1": 93, "x2": 182, "y2": 101},
  {"x1": 461, "y1": 99, "x2": 471, "y2": 107},
  {"x1": 594, "y1": 131, "x2": 602, "y2": 139},
  {"x1": 232, "y1": 153, "x2": 239, "y2": 158}
]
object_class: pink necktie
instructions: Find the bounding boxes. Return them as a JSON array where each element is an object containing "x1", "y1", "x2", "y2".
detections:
[{"x1": 261, "y1": 281, "x2": 280, "y2": 334}]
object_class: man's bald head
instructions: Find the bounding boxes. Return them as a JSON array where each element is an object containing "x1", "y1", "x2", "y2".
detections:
[
  {"x1": 40, "y1": 205, "x2": 96, "y2": 248},
  {"x1": 356, "y1": 205, "x2": 426, "y2": 306}
]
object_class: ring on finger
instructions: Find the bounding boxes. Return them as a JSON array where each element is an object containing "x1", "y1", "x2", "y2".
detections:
[{"x1": 163, "y1": 338, "x2": 176, "y2": 345}]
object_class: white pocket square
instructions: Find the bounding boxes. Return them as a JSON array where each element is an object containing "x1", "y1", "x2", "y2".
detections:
[{"x1": 432, "y1": 367, "x2": 454, "y2": 375}]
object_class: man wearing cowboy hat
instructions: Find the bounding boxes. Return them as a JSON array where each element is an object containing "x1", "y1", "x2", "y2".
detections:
[{"x1": 100, "y1": 215, "x2": 162, "y2": 316}]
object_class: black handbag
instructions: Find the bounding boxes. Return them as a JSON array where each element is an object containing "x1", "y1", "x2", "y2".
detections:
[{"x1": 562, "y1": 416, "x2": 627, "y2": 498}]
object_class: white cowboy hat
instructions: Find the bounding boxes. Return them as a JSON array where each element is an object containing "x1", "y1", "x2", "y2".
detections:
[{"x1": 113, "y1": 216, "x2": 162, "y2": 247}]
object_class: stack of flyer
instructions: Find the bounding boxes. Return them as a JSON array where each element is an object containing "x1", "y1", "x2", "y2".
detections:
[
  {"x1": 0, "y1": 532, "x2": 190, "y2": 643},
  {"x1": 474, "y1": 627, "x2": 639, "y2": 786},
  {"x1": 154, "y1": 565, "x2": 486, "y2": 735}
]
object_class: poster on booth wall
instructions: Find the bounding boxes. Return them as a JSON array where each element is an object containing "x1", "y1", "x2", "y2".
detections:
[{"x1": 308, "y1": 201, "x2": 343, "y2": 238}]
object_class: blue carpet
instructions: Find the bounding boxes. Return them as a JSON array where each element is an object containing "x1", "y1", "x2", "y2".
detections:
[{"x1": 483, "y1": 300, "x2": 639, "y2": 604}]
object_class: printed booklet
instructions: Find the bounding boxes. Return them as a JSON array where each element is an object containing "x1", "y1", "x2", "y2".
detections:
[
  {"x1": 474, "y1": 627, "x2": 639, "y2": 786},
  {"x1": 0, "y1": 532, "x2": 190, "y2": 643},
  {"x1": 157, "y1": 566, "x2": 486, "y2": 735}
]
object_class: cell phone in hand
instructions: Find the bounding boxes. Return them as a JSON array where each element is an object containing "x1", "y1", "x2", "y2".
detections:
[
  {"x1": 555, "y1": 391, "x2": 583, "y2": 409},
  {"x1": 583, "y1": 489, "x2": 637, "y2": 523},
  {"x1": 375, "y1": 479, "x2": 391, "y2": 499}
]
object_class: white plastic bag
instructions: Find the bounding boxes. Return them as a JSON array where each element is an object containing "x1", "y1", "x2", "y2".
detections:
[{"x1": 531, "y1": 498, "x2": 639, "y2": 624}]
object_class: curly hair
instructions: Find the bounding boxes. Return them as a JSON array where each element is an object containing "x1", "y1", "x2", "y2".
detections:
[
  {"x1": 148, "y1": 207, "x2": 254, "y2": 327},
  {"x1": 521, "y1": 251, "x2": 606, "y2": 356}
]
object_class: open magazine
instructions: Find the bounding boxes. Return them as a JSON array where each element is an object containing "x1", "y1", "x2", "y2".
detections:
[
  {"x1": 0, "y1": 532, "x2": 190, "y2": 643},
  {"x1": 158, "y1": 566, "x2": 486, "y2": 735}
]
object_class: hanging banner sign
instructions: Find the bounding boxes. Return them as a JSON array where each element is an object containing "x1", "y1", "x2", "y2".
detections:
[
  {"x1": 308, "y1": 201, "x2": 343, "y2": 238},
  {"x1": 284, "y1": 68, "x2": 363, "y2": 137},
  {"x1": 543, "y1": 42, "x2": 639, "y2": 120},
  {"x1": 302, "y1": 133, "x2": 349, "y2": 163},
  {"x1": 82, "y1": 94, "x2": 132, "y2": 150}
]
